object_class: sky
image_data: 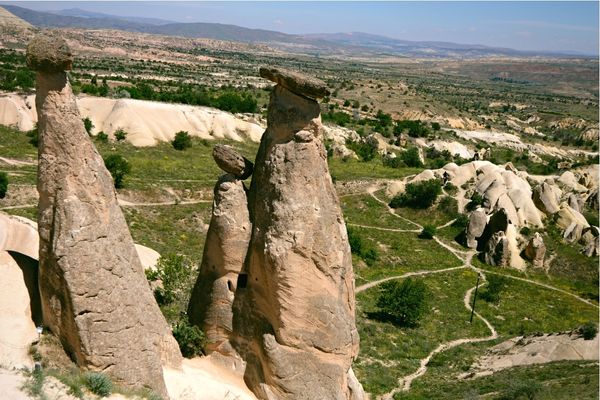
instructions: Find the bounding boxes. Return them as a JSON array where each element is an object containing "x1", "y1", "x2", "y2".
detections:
[{"x1": 6, "y1": 1, "x2": 600, "y2": 55}]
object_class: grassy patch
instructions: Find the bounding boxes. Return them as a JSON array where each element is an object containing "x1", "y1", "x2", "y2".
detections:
[
  {"x1": 342, "y1": 193, "x2": 417, "y2": 230},
  {"x1": 475, "y1": 273, "x2": 598, "y2": 336},
  {"x1": 351, "y1": 227, "x2": 463, "y2": 285},
  {"x1": 407, "y1": 357, "x2": 599, "y2": 400},
  {"x1": 122, "y1": 202, "x2": 212, "y2": 261},
  {"x1": 355, "y1": 269, "x2": 490, "y2": 396},
  {"x1": 328, "y1": 157, "x2": 421, "y2": 182}
]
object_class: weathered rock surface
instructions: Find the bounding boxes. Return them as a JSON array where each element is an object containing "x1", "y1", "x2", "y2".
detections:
[
  {"x1": 533, "y1": 182, "x2": 562, "y2": 215},
  {"x1": 259, "y1": 67, "x2": 330, "y2": 99},
  {"x1": 483, "y1": 231, "x2": 511, "y2": 267},
  {"x1": 580, "y1": 227, "x2": 599, "y2": 257},
  {"x1": 556, "y1": 202, "x2": 589, "y2": 242},
  {"x1": 213, "y1": 145, "x2": 254, "y2": 180},
  {"x1": 524, "y1": 232, "x2": 546, "y2": 268},
  {"x1": 232, "y1": 70, "x2": 363, "y2": 399},
  {"x1": 466, "y1": 208, "x2": 487, "y2": 249},
  {"x1": 188, "y1": 173, "x2": 251, "y2": 356},
  {"x1": 26, "y1": 33, "x2": 73, "y2": 72},
  {"x1": 29, "y1": 33, "x2": 180, "y2": 397}
]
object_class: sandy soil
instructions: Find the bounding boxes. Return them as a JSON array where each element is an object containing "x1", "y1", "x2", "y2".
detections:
[{"x1": 0, "y1": 93, "x2": 264, "y2": 146}]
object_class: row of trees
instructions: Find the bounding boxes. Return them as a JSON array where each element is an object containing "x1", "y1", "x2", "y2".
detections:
[{"x1": 79, "y1": 79, "x2": 259, "y2": 114}]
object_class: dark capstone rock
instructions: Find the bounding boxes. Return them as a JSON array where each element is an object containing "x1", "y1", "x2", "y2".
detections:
[
  {"x1": 26, "y1": 33, "x2": 73, "y2": 72},
  {"x1": 260, "y1": 66, "x2": 330, "y2": 99},
  {"x1": 212, "y1": 145, "x2": 254, "y2": 179}
]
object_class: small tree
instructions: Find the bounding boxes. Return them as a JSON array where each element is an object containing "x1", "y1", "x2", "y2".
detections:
[
  {"x1": 103, "y1": 154, "x2": 131, "y2": 189},
  {"x1": 172, "y1": 319, "x2": 206, "y2": 358},
  {"x1": 419, "y1": 225, "x2": 436, "y2": 239},
  {"x1": 401, "y1": 147, "x2": 423, "y2": 168},
  {"x1": 377, "y1": 278, "x2": 427, "y2": 326},
  {"x1": 114, "y1": 128, "x2": 127, "y2": 142},
  {"x1": 579, "y1": 322, "x2": 598, "y2": 340},
  {"x1": 83, "y1": 117, "x2": 94, "y2": 136},
  {"x1": 96, "y1": 131, "x2": 109, "y2": 143},
  {"x1": 172, "y1": 131, "x2": 192, "y2": 151},
  {"x1": 389, "y1": 179, "x2": 442, "y2": 209},
  {"x1": 0, "y1": 172, "x2": 8, "y2": 199}
]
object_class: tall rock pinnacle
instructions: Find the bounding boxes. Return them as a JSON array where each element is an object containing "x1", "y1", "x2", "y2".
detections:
[
  {"x1": 28, "y1": 33, "x2": 181, "y2": 397},
  {"x1": 188, "y1": 146, "x2": 252, "y2": 358},
  {"x1": 231, "y1": 67, "x2": 364, "y2": 399}
]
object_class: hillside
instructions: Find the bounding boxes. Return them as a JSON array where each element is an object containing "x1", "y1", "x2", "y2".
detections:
[{"x1": 2, "y1": 4, "x2": 594, "y2": 58}]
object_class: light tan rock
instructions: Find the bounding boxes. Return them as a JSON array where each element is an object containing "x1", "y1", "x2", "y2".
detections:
[
  {"x1": 466, "y1": 208, "x2": 487, "y2": 249},
  {"x1": 556, "y1": 202, "x2": 589, "y2": 242},
  {"x1": 188, "y1": 173, "x2": 251, "y2": 357},
  {"x1": 233, "y1": 72, "x2": 363, "y2": 399},
  {"x1": 524, "y1": 232, "x2": 546, "y2": 268},
  {"x1": 29, "y1": 33, "x2": 181, "y2": 397},
  {"x1": 533, "y1": 181, "x2": 561, "y2": 215}
]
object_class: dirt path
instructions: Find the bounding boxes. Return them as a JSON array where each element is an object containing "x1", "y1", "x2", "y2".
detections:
[
  {"x1": 360, "y1": 182, "x2": 597, "y2": 398},
  {"x1": 117, "y1": 199, "x2": 211, "y2": 207},
  {"x1": 0, "y1": 156, "x2": 36, "y2": 167},
  {"x1": 347, "y1": 223, "x2": 420, "y2": 233}
]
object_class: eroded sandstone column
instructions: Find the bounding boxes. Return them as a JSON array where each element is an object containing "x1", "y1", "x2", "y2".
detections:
[
  {"x1": 188, "y1": 145, "x2": 252, "y2": 357},
  {"x1": 28, "y1": 33, "x2": 181, "y2": 397},
  {"x1": 233, "y1": 67, "x2": 364, "y2": 400}
]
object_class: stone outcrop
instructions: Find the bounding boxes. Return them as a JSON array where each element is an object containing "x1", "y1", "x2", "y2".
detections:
[
  {"x1": 466, "y1": 208, "x2": 487, "y2": 249},
  {"x1": 259, "y1": 67, "x2": 330, "y2": 100},
  {"x1": 29, "y1": 33, "x2": 181, "y2": 397},
  {"x1": 556, "y1": 202, "x2": 589, "y2": 243},
  {"x1": 483, "y1": 231, "x2": 511, "y2": 267},
  {"x1": 533, "y1": 181, "x2": 561, "y2": 215},
  {"x1": 524, "y1": 232, "x2": 546, "y2": 268},
  {"x1": 212, "y1": 145, "x2": 254, "y2": 180},
  {"x1": 188, "y1": 147, "x2": 252, "y2": 357},
  {"x1": 580, "y1": 227, "x2": 599, "y2": 257},
  {"x1": 230, "y1": 68, "x2": 363, "y2": 399}
]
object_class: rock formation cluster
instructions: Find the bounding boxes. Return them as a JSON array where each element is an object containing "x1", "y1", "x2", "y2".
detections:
[
  {"x1": 403, "y1": 160, "x2": 598, "y2": 269},
  {"x1": 28, "y1": 33, "x2": 181, "y2": 397},
  {"x1": 189, "y1": 67, "x2": 364, "y2": 399}
]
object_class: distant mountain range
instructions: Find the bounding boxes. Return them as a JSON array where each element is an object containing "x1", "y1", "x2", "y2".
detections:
[{"x1": 1, "y1": 4, "x2": 594, "y2": 58}]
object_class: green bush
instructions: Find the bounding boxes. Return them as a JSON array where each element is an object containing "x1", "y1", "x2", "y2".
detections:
[
  {"x1": 394, "y1": 120, "x2": 430, "y2": 138},
  {"x1": 96, "y1": 131, "x2": 109, "y2": 143},
  {"x1": 82, "y1": 117, "x2": 94, "y2": 136},
  {"x1": 346, "y1": 140, "x2": 377, "y2": 162},
  {"x1": 172, "y1": 319, "x2": 206, "y2": 358},
  {"x1": 498, "y1": 378, "x2": 542, "y2": 400},
  {"x1": 465, "y1": 192, "x2": 484, "y2": 211},
  {"x1": 437, "y1": 196, "x2": 458, "y2": 217},
  {"x1": 83, "y1": 372, "x2": 112, "y2": 397},
  {"x1": 419, "y1": 225, "x2": 436, "y2": 239},
  {"x1": 451, "y1": 214, "x2": 469, "y2": 229},
  {"x1": 479, "y1": 274, "x2": 508, "y2": 303},
  {"x1": 145, "y1": 254, "x2": 197, "y2": 307},
  {"x1": 579, "y1": 321, "x2": 598, "y2": 340},
  {"x1": 0, "y1": 171, "x2": 7, "y2": 199},
  {"x1": 103, "y1": 154, "x2": 131, "y2": 189},
  {"x1": 347, "y1": 227, "x2": 379, "y2": 266},
  {"x1": 401, "y1": 147, "x2": 423, "y2": 168},
  {"x1": 389, "y1": 179, "x2": 442, "y2": 209},
  {"x1": 114, "y1": 128, "x2": 127, "y2": 142},
  {"x1": 376, "y1": 278, "x2": 428, "y2": 327},
  {"x1": 171, "y1": 131, "x2": 192, "y2": 151}
]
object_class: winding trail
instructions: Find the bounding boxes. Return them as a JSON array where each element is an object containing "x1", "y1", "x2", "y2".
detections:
[{"x1": 357, "y1": 183, "x2": 598, "y2": 398}]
